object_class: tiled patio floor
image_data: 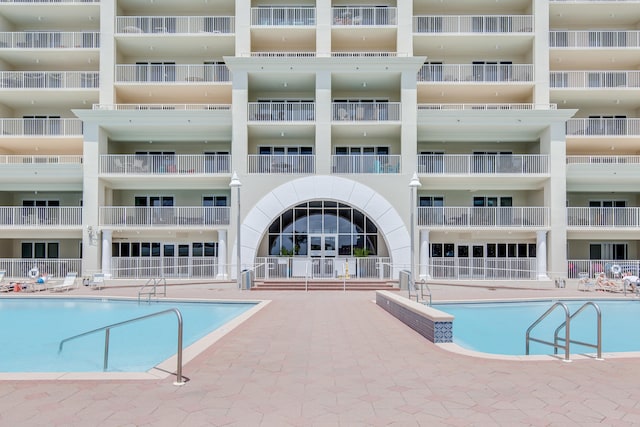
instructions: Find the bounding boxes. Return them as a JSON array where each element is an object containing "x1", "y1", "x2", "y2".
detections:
[{"x1": 2, "y1": 282, "x2": 640, "y2": 426}]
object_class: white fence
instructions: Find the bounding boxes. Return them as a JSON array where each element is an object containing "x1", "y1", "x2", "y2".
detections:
[
  {"x1": 566, "y1": 155, "x2": 640, "y2": 165},
  {"x1": 550, "y1": 31, "x2": 640, "y2": 48},
  {"x1": 0, "y1": 207, "x2": 82, "y2": 226},
  {"x1": 93, "y1": 104, "x2": 231, "y2": 111},
  {"x1": 0, "y1": 71, "x2": 99, "y2": 88},
  {"x1": 550, "y1": 71, "x2": 640, "y2": 88},
  {"x1": 0, "y1": 258, "x2": 82, "y2": 278},
  {"x1": 117, "y1": 16, "x2": 234, "y2": 34},
  {"x1": 417, "y1": 154, "x2": 549, "y2": 174},
  {"x1": 0, "y1": 155, "x2": 82, "y2": 164},
  {"x1": 567, "y1": 207, "x2": 640, "y2": 228},
  {"x1": 0, "y1": 118, "x2": 82, "y2": 136},
  {"x1": 253, "y1": 257, "x2": 392, "y2": 280},
  {"x1": 100, "y1": 154, "x2": 230, "y2": 175},
  {"x1": 247, "y1": 155, "x2": 315, "y2": 174},
  {"x1": 0, "y1": 32, "x2": 99, "y2": 48},
  {"x1": 111, "y1": 257, "x2": 220, "y2": 279},
  {"x1": 413, "y1": 15, "x2": 533, "y2": 33},
  {"x1": 418, "y1": 64, "x2": 533, "y2": 82},
  {"x1": 332, "y1": 7, "x2": 397, "y2": 26},
  {"x1": 100, "y1": 206, "x2": 230, "y2": 227},
  {"x1": 418, "y1": 103, "x2": 557, "y2": 111},
  {"x1": 418, "y1": 207, "x2": 549, "y2": 228},
  {"x1": 566, "y1": 118, "x2": 640, "y2": 136},
  {"x1": 333, "y1": 102, "x2": 401, "y2": 121},
  {"x1": 248, "y1": 102, "x2": 315, "y2": 121},
  {"x1": 429, "y1": 258, "x2": 538, "y2": 280},
  {"x1": 331, "y1": 155, "x2": 400, "y2": 174},
  {"x1": 251, "y1": 7, "x2": 316, "y2": 26},
  {"x1": 116, "y1": 64, "x2": 230, "y2": 83}
]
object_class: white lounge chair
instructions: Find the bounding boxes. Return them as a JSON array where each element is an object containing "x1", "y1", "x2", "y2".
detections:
[
  {"x1": 49, "y1": 272, "x2": 78, "y2": 292},
  {"x1": 88, "y1": 273, "x2": 105, "y2": 290}
]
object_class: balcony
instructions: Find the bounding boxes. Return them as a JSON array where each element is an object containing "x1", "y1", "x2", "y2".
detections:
[
  {"x1": 251, "y1": 7, "x2": 315, "y2": 26},
  {"x1": 331, "y1": 155, "x2": 400, "y2": 174},
  {"x1": 550, "y1": 71, "x2": 640, "y2": 88},
  {"x1": 93, "y1": 104, "x2": 231, "y2": 111},
  {"x1": 0, "y1": 71, "x2": 98, "y2": 89},
  {"x1": 100, "y1": 154, "x2": 231, "y2": 175},
  {"x1": 0, "y1": 155, "x2": 82, "y2": 165},
  {"x1": 0, "y1": 118, "x2": 82, "y2": 136},
  {"x1": 413, "y1": 15, "x2": 533, "y2": 33},
  {"x1": 566, "y1": 118, "x2": 640, "y2": 136},
  {"x1": 332, "y1": 7, "x2": 397, "y2": 26},
  {"x1": 417, "y1": 154, "x2": 549, "y2": 175},
  {"x1": 568, "y1": 207, "x2": 640, "y2": 228},
  {"x1": 115, "y1": 64, "x2": 230, "y2": 83},
  {"x1": 418, "y1": 64, "x2": 533, "y2": 83},
  {"x1": 566, "y1": 156, "x2": 640, "y2": 189},
  {"x1": 100, "y1": 206, "x2": 230, "y2": 227},
  {"x1": 247, "y1": 154, "x2": 315, "y2": 174},
  {"x1": 0, "y1": 155, "x2": 83, "y2": 184},
  {"x1": 418, "y1": 103, "x2": 557, "y2": 111},
  {"x1": 550, "y1": 31, "x2": 640, "y2": 48},
  {"x1": 0, "y1": 206, "x2": 82, "y2": 227},
  {"x1": 0, "y1": 259, "x2": 83, "y2": 279},
  {"x1": 332, "y1": 102, "x2": 401, "y2": 122},
  {"x1": 248, "y1": 102, "x2": 315, "y2": 122},
  {"x1": 0, "y1": 32, "x2": 99, "y2": 48},
  {"x1": 418, "y1": 207, "x2": 549, "y2": 228},
  {"x1": 117, "y1": 16, "x2": 234, "y2": 34}
]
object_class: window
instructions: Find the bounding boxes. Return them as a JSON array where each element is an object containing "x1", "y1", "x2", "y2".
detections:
[
  {"x1": 135, "y1": 62, "x2": 176, "y2": 82},
  {"x1": 419, "y1": 196, "x2": 444, "y2": 207},
  {"x1": 203, "y1": 196, "x2": 227, "y2": 207},
  {"x1": 21, "y1": 242, "x2": 59, "y2": 259}
]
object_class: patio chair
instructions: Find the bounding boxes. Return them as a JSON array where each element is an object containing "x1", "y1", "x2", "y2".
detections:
[
  {"x1": 88, "y1": 273, "x2": 105, "y2": 290},
  {"x1": 49, "y1": 272, "x2": 78, "y2": 292},
  {"x1": 577, "y1": 272, "x2": 594, "y2": 291}
]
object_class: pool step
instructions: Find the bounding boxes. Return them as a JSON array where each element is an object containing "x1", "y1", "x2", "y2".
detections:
[{"x1": 251, "y1": 280, "x2": 399, "y2": 291}]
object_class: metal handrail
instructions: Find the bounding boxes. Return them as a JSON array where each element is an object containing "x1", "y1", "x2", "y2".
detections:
[
  {"x1": 138, "y1": 277, "x2": 167, "y2": 303},
  {"x1": 554, "y1": 302, "x2": 603, "y2": 360},
  {"x1": 526, "y1": 302, "x2": 571, "y2": 361},
  {"x1": 415, "y1": 278, "x2": 432, "y2": 306},
  {"x1": 58, "y1": 308, "x2": 185, "y2": 385}
]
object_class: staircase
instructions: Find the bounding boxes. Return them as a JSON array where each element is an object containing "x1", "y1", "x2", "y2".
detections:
[{"x1": 251, "y1": 280, "x2": 399, "y2": 291}]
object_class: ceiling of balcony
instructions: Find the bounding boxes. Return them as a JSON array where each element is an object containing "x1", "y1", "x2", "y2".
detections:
[
  {"x1": 550, "y1": 89, "x2": 640, "y2": 110},
  {"x1": 0, "y1": 5, "x2": 99, "y2": 27},
  {"x1": 115, "y1": 85, "x2": 232, "y2": 104},
  {"x1": 550, "y1": 3, "x2": 640, "y2": 28},
  {"x1": 116, "y1": 35, "x2": 235, "y2": 58},
  {"x1": 413, "y1": 34, "x2": 533, "y2": 59},
  {"x1": 250, "y1": 28, "x2": 315, "y2": 54},
  {"x1": 0, "y1": 136, "x2": 82, "y2": 156},
  {"x1": 0, "y1": 50, "x2": 99, "y2": 69},
  {"x1": 566, "y1": 136, "x2": 640, "y2": 156},
  {"x1": 414, "y1": 0, "x2": 531, "y2": 15},
  {"x1": 418, "y1": 84, "x2": 534, "y2": 104},
  {"x1": 117, "y1": 0, "x2": 234, "y2": 15},
  {"x1": 550, "y1": 49, "x2": 640, "y2": 70}
]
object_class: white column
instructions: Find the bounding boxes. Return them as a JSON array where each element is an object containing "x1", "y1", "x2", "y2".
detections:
[
  {"x1": 101, "y1": 229, "x2": 112, "y2": 275},
  {"x1": 537, "y1": 230, "x2": 549, "y2": 280},
  {"x1": 420, "y1": 229, "x2": 430, "y2": 279},
  {"x1": 216, "y1": 230, "x2": 228, "y2": 280}
]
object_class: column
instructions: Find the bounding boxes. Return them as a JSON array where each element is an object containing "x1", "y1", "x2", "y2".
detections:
[
  {"x1": 315, "y1": 70, "x2": 332, "y2": 174},
  {"x1": 216, "y1": 229, "x2": 228, "y2": 280},
  {"x1": 537, "y1": 230, "x2": 549, "y2": 280},
  {"x1": 420, "y1": 229, "x2": 430, "y2": 279},
  {"x1": 101, "y1": 229, "x2": 112, "y2": 276}
]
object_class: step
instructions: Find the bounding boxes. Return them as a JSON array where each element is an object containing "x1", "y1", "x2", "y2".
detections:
[{"x1": 251, "y1": 280, "x2": 399, "y2": 291}]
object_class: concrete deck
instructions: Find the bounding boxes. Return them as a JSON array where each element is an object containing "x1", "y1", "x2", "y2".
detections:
[{"x1": 2, "y1": 282, "x2": 640, "y2": 426}]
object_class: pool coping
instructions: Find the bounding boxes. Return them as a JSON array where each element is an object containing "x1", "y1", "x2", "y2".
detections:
[{"x1": 0, "y1": 296, "x2": 270, "y2": 381}]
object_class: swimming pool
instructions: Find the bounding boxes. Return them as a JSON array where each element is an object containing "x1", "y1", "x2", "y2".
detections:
[
  {"x1": 432, "y1": 299, "x2": 640, "y2": 356},
  {"x1": 0, "y1": 298, "x2": 258, "y2": 373}
]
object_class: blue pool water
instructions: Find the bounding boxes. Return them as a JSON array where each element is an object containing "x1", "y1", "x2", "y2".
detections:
[
  {"x1": 432, "y1": 300, "x2": 640, "y2": 356},
  {"x1": 0, "y1": 298, "x2": 256, "y2": 373}
]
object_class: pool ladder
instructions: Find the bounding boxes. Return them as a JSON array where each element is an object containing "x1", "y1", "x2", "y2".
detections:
[
  {"x1": 525, "y1": 301, "x2": 602, "y2": 362},
  {"x1": 138, "y1": 277, "x2": 167, "y2": 303}
]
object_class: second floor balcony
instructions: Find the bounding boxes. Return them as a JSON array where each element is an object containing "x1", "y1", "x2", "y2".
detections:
[
  {"x1": 333, "y1": 7, "x2": 397, "y2": 26},
  {"x1": 100, "y1": 206, "x2": 230, "y2": 227},
  {"x1": 115, "y1": 64, "x2": 230, "y2": 83},
  {"x1": 100, "y1": 154, "x2": 231, "y2": 175},
  {"x1": 251, "y1": 7, "x2": 315, "y2": 26},
  {"x1": 418, "y1": 64, "x2": 533, "y2": 83},
  {"x1": 0, "y1": 32, "x2": 99, "y2": 49},
  {"x1": 566, "y1": 118, "x2": 640, "y2": 136},
  {"x1": 333, "y1": 102, "x2": 401, "y2": 122},
  {"x1": 117, "y1": 16, "x2": 235, "y2": 34},
  {"x1": 248, "y1": 102, "x2": 315, "y2": 122},
  {"x1": 247, "y1": 154, "x2": 315, "y2": 174},
  {"x1": 0, "y1": 206, "x2": 82, "y2": 228},
  {"x1": 418, "y1": 206, "x2": 549, "y2": 228},
  {"x1": 414, "y1": 15, "x2": 533, "y2": 33},
  {"x1": 0, "y1": 71, "x2": 98, "y2": 89},
  {"x1": 550, "y1": 71, "x2": 640, "y2": 88},
  {"x1": 568, "y1": 207, "x2": 640, "y2": 228},
  {"x1": 332, "y1": 155, "x2": 401, "y2": 174},
  {"x1": 0, "y1": 118, "x2": 82, "y2": 136},
  {"x1": 417, "y1": 154, "x2": 549, "y2": 175},
  {"x1": 550, "y1": 31, "x2": 640, "y2": 48}
]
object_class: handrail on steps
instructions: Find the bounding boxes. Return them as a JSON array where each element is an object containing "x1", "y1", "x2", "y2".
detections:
[
  {"x1": 138, "y1": 277, "x2": 167, "y2": 303},
  {"x1": 58, "y1": 308, "x2": 185, "y2": 385},
  {"x1": 526, "y1": 302, "x2": 571, "y2": 361},
  {"x1": 554, "y1": 301, "x2": 603, "y2": 361}
]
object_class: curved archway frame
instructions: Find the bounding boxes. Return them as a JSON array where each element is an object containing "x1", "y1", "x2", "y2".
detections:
[{"x1": 233, "y1": 176, "x2": 410, "y2": 279}]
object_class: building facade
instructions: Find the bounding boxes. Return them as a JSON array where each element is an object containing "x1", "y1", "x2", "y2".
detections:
[{"x1": 0, "y1": 0, "x2": 636, "y2": 282}]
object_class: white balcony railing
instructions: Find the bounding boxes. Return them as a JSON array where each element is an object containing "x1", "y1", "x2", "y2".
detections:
[
  {"x1": 93, "y1": 104, "x2": 231, "y2": 111},
  {"x1": 248, "y1": 102, "x2": 315, "y2": 122},
  {"x1": 247, "y1": 155, "x2": 315, "y2": 174},
  {"x1": 568, "y1": 259, "x2": 640, "y2": 280},
  {"x1": 418, "y1": 103, "x2": 557, "y2": 110},
  {"x1": 100, "y1": 206, "x2": 230, "y2": 227},
  {"x1": 111, "y1": 257, "x2": 220, "y2": 279},
  {"x1": 568, "y1": 207, "x2": 640, "y2": 228},
  {"x1": 253, "y1": 256, "x2": 392, "y2": 280},
  {"x1": 429, "y1": 258, "x2": 537, "y2": 280},
  {"x1": 0, "y1": 32, "x2": 99, "y2": 48},
  {"x1": 248, "y1": 52, "x2": 316, "y2": 58},
  {"x1": 0, "y1": 207, "x2": 82, "y2": 227},
  {"x1": 566, "y1": 118, "x2": 640, "y2": 136},
  {"x1": 331, "y1": 155, "x2": 401, "y2": 174},
  {"x1": 330, "y1": 51, "x2": 403, "y2": 57},
  {"x1": 0, "y1": 118, "x2": 83, "y2": 136},
  {"x1": 550, "y1": 71, "x2": 640, "y2": 88},
  {"x1": 418, "y1": 207, "x2": 549, "y2": 227},
  {"x1": 0, "y1": 71, "x2": 99, "y2": 89},
  {"x1": 417, "y1": 154, "x2": 549, "y2": 174},
  {"x1": 332, "y1": 7, "x2": 397, "y2": 26},
  {"x1": 333, "y1": 102, "x2": 401, "y2": 121},
  {"x1": 0, "y1": 259, "x2": 83, "y2": 279},
  {"x1": 566, "y1": 155, "x2": 640, "y2": 165},
  {"x1": 116, "y1": 64, "x2": 230, "y2": 83},
  {"x1": 117, "y1": 16, "x2": 234, "y2": 34},
  {"x1": 251, "y1": 7, "x2": 316, "y2": 26},
  {"x1": 0, "y1": 155, "x2": 82, "y2": 164},
  {"x1": 413, "y1": 15, "x2": 533, "y2": 33},
  {"x1": 100, "y1": 154, "x2": 231, "y2": 175},
  {"x1": 418, "y1": 64, "x2": 533, "y2": 83},
  {"x1": 550, "y1": 31, "x2": 640, "y2": 48}
]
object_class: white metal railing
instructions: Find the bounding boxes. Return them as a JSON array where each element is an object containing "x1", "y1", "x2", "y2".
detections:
[
  {"x1": 568, "y1": 259, "x2": 640, "y2": 280},
  {"x1": 566, "y1": 118, "x2": 640, "y2": 136},
  {"x1": 111, "y1": 257, "x2": 220, "y2": 279},
  {"x1": 330, "y1": 51, "x2": 403, "y2": 57},
  {"x1": 117, "y1": 16, "x2": 234, "y2": 34},
  {"x1": 550, "y1": 71, "x2": 640, "y2": 88},
  {"x1": 93, "y1": 104, "x2": 231, "y2": 111},
  {"x1": 428, "y1": 258, "x2": 538, "y2": 280},
  {"x1": 567, "y1": 207, "x2": 640, "y2": 228},
  {"x1": 332, "y1": 7, "x2": 397, "y2": 26},
  {"x1": 0, "y1": 71, "x2": 99, "y2": 89},
  {"x1": 0, "y1": 155, "x2": 82, "y2": 164},
  {"x1": 417, "y1": 154, "x2": 549, "y2": 174},
  {"x1": 248, "y1": 51, "x2": 316, "y2": 57},
  {"x1": 331, "y1": 155, "x2": 401, "y2": 174},
  {"x1": 413, "y1": 15, "x2": 533, "y2": 33},
  {"x1": 333, "y1": 102, "x2": 401, "y2": 121},
  {"x1": 116, "y1": 64, "x2": 230, "y2": 83},
  {"x1": 418, "y1": 103, "x2": 557, "y2": 110},
  {"x1": 566, "y1": 155, "x2": 640, "y2": 165},
  {"x1": 100, "y1": 207, "x2": 230, "y2": 227},
  {"x1": 418, "y1": 207, "x2": 549, "y2": 227},
  {"x1": 0, "y1": 207, "x2": 82, "y2": 226},
  {"x1": 418, "y1": 64, "x2": 533, "y2": 83},
  {"x1": 0, "y1": 118, "x2": 82, "y2": 136},
  {"x1": 100, "y1": 154, "x2": 231, "y2": 175},
  {"x1": 0, "y1": 32, "x2": 99, "y2": 48},
  {"x1": 0, "y1": 0, "x2": 99, "y2": 2},
  {"x1": 247, "y1": 155, "x2": 315, "y2": 174},
  {"x1": 248, "y1": 102, "x2": 315, "y2": 121},
  {"x1": 251, "y1": 7, "x2": 315, "y2": 26},
  {"x1": 0, "y1": 259, "x2": 82, "y2": 278},
  {"x1": 550, "y1": 31, "x2": 640, "y2": 48},
  {"x1": 253, "y1": 257, "x2": 392, "y2": 280}
]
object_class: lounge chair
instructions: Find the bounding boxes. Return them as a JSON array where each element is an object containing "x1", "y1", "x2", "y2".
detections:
[
  {"x1": 577, "y1": 272, "x2": 594, "y2": 291},
  {"x1": 88, "y1": 273, "x2": 105, "y2": 290},
  {"x1": 49, "y1": 272, "x2": 78, "y2": 292},
  {"x1": 595, "y1": 273, "x2": 622, "y2": 292},
  {"x1": 0, "y1": 270, "x2": 12, "y2": 292}
]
